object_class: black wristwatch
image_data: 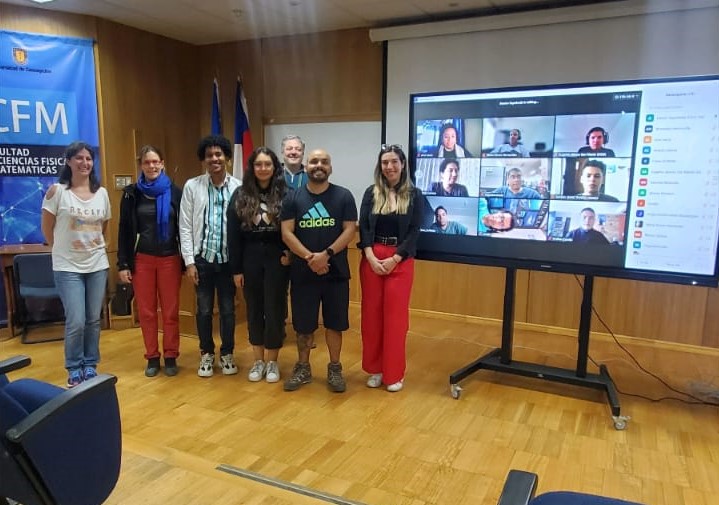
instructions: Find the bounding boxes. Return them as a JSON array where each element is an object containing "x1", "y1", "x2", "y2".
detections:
[{"x1": 325, "y1": 247, "x2": 335, "y2": 257}]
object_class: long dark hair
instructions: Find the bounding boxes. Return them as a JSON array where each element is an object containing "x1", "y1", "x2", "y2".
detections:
[
  {"x1": 58, "y1": 141, "x2": 101, "y2": 192},
  {"x1": 234, "y1": 147, "x2": 286, "y2": 230}
]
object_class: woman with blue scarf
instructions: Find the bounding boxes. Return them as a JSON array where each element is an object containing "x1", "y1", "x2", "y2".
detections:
[{"x1": 118, "y1": 145, "x2": 183, "y2": 377}]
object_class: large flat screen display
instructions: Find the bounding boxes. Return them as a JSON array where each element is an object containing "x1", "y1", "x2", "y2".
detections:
[{"x1": 410, "y1": 76, "x2": 719, "y2": 286}]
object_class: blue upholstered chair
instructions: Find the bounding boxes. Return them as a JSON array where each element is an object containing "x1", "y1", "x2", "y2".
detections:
[
  {"x1": 498, "y1": 470, "x2": 645, "y2": 505},
  {"x1": 12, "y1": 253, "x2": 65, "y2": 343},
  {"x1": 0, "y1": 355, "x2": 121, "y2": 505}
]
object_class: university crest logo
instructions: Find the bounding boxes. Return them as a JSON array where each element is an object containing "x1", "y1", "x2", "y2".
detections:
[{"x1": 12, "y1": 47, "x2": 28, "y2": 65}]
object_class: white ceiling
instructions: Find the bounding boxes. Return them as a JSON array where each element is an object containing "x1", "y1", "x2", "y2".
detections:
[{"x1": 2, "y1": 0, "x2": 618, "y2": 45}]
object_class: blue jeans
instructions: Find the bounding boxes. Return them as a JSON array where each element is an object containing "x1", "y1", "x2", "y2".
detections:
[
  {"x1": 194, "y1": 257, "x2": 236, "y2": 355},
  {"x1": 54, "y1": 269, "x2": 108, "y2": 371}
]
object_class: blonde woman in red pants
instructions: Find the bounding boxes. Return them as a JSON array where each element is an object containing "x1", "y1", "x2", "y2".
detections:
[{"x1": 358, "y1": 144, "x2": 424, "y2": 392}]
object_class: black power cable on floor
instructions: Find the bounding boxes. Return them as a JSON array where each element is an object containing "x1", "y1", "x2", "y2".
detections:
[{"x1": 572, "y1": 274, "x2": 719, "y2": 407}]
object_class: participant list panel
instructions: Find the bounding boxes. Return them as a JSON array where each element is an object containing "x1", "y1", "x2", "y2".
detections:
[{"x1": 625, "y1": 80, "x2": 719, "y2": 276}]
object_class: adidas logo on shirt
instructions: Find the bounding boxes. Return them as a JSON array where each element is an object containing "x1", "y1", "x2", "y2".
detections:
[{"x1": 299, "y1": 202, "x2": 336, "y2": 228}]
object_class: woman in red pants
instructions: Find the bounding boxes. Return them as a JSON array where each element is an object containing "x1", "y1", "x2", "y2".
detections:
[
  {"x1": 358, "y1": 144, "x2": 424, "y2": 392},
  {"x1": 117, "y1": 145, "x2": 183, "y2": 377}
]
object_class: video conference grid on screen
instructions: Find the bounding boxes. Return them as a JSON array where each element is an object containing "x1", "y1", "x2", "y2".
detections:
[{"x1": 410, "y1": 76, "x2": 719, "y2": 284}]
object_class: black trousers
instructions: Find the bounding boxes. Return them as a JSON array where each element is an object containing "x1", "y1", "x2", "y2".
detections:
[
  {"x1": 195, "y1": 257, "x2": 236, "y2": 355},
  {"x1": 242, "y1": 242, "x2": 290, "y2": 349}
]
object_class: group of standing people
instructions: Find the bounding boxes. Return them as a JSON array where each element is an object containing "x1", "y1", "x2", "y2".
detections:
[{"x1": 42, "y1": 134, "x2": 423, "y2": 394}]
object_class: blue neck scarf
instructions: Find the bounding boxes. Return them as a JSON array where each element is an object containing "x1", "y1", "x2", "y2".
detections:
[{"x1": 137, "y1": 171, "x2": 172, "y2": 241}]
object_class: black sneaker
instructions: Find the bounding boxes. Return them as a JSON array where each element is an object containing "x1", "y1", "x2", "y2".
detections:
[
  {"x1": 164, "y1": 357, "x2": 178, "y2": 376},
  {"x1": 327, "y1": 362, "x2": 346, "y2": 393},
  {"x1": 283, "y1": 362, "x2": 312, "y2": 391},
  {"x1": 145, "y1": 357, "x2": 161, "y2": 377}
]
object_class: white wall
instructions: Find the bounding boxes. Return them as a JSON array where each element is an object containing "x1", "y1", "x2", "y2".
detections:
[
  {"x1": 381, "y1": 3, "x2": 719, "y2": 147},
  {"x1": 264, "y1": 122, "x2": 382, "y2": 209}
]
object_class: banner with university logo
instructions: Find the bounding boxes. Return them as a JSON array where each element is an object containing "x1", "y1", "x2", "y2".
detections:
[
  {"x1": 0, "y1": 30, "x2": 99, "y2": 245},
  {"x1": 0, "y1": 30, "x2": 100, "y2": 324}
]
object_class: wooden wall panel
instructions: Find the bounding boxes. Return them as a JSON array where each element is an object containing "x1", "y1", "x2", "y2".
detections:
[
  {"x1": 94, "y1": 19, "x2": 203, "y2": 332},
  {"x1": 410, "y1": 261, "x2": 506, "y2": 320},
  {"x1": 590, "y1": 277, "x2": 708, "y2": 345},
  {"x1": 348, "y1": 247, "x2": 361, "y2": 303},
  {"x1": 261, "y1": 29, "x2": 383, "y2": 123},
  {"x1": 0, "y1": 3, "x2": 96, "y2": 38},
  {"x1": 526, "y1": 271, "x2": 710, "y2": 345},
  {"x1": 702, "y1": 288, "x2": 719, "y2": 348},
  {"x1": 526, "y1": 271, "x2": 583, "y2": 330},
  {"x1": 95, "y1": 18, "x2": 200, "y2": 246}
]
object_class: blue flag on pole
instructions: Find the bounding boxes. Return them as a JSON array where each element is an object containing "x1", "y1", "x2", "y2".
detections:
[{"x1": 211, "y1": 78, "x2": 222, "y2": 135}]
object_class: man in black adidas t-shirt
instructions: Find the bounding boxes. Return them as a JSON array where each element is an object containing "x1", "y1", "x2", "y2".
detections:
[{"x1": 280, "y1": 148, "x2": 358, "y2": 393}]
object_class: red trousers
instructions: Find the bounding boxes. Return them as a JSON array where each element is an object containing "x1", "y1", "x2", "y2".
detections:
[
  {"x1": 360, "y1": 243, "x2": 414, "y2": 385},
  {"x1": 133, "y1": 253, "x2": 182, "y2": 359}
]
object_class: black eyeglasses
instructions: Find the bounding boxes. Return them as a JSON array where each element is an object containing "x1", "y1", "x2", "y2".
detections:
[{"x1": 380, "y1": 144, "x2": 403, "y2": 152}]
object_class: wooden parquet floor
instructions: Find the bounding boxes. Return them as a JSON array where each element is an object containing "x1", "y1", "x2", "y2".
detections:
[{"x1": 1, "y1": 304, "x2": 718, "y2": 505}]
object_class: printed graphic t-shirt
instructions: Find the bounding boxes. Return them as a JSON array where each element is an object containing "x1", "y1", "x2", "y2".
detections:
[
  {"x1": 42, "y1": 183, "x2": 111, "y2": 273},
  {"x1": 280, "y1": 183, "x2": 357, "y2": 283}
]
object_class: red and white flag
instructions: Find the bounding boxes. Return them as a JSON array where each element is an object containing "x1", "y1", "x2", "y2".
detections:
[{"x1": 233, "y1": 77, "x2": 254, "y2": 178}]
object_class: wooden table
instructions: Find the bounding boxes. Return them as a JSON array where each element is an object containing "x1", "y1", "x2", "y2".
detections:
[{"x1": 0, "y1": 244, "x2": 52, "y2": 340}]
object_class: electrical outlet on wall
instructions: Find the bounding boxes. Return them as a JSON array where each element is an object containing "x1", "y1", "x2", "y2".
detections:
[{"x1": 114, "y1": 175, "x2": 132, "y2": 190}]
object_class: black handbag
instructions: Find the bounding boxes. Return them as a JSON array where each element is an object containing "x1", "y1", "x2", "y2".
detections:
[{"x1": 111, "y1": 283, "x2": 134, "y2": 316}]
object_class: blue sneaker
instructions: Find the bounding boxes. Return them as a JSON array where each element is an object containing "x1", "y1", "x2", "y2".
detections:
[
  {"x1": 67, "y1": 369, "x2": 84, "y2": 388},
  {"x1": 83, "y1": 366, "x2": 97, "y2": 380}
]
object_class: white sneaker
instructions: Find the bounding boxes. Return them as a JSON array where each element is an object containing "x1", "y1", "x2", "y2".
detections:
[
  {"x1": 366, "y1": 374, "x2": 383, "y2": 388},
  {"x1": 387, "y1": 379, "x2": 404, "y2": 392},
  {"x1": 265, "y1": 361, "x2": 280, "y2": 383},
  {"x1": 248, "y1": 360, "x2": 266, "y2": 382},
  {"x1": 198, "y1": 353, "x2": 214, "y2": 378},
  {"x1": 220, "y1": 354, "x2": 238, "y2": 375}
]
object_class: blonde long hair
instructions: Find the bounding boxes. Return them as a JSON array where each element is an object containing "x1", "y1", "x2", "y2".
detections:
[{"x1": 372, "y1": 145, "x2": 414, "y2": 215}]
